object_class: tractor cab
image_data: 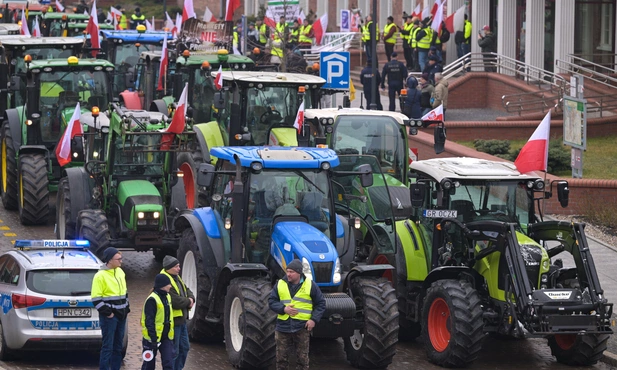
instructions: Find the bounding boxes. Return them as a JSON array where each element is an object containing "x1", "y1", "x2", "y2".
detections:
[{"x1": 40, "y1": 13, "x2": 89, "y2": 37}]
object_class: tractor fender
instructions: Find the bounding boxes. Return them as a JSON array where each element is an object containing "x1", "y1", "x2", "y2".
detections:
[
  {"x1": 175, "y1": 210, "x2": 226, "y2": 271},
  {"x1": 395, "y1": 219, "x2": 429, "y2": 282},
  {"x1": 422, "y1": 266, "x2": 485, "y2": 293},
  {"x1": 343, "y1": 264, "x2": 395, "y2": 292},
  {"x1": 62, "y1": 167, "x2": 93, "y2": 225},
  {"x1": 211, "y1": 263, "x2": 270, "y2": 314},
  {"x1": 19, "y1": 145, "x2": 48, "y2": 157},
  {"x1": 150, "y1": 99, "x2": 168, "y2": 115},
  {"x1": 5, "y1": 108, "x2": 22, "y2": 152},
  {"x1": 191, "y1": 125, "x2": 212, "y2": 163},
  {"x1": 120, "y1": 91, "x2": 141, "y2": 109}
]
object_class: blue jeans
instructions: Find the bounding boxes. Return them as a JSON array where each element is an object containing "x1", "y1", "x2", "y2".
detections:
[
  {"x1": 141, "y1": 338, "x2": 175, "y2": 370},
  {"x1": 173, "y1": 324, "x2": 190, "y2": 370},
  {"x1": 99, "y1": 315, "x2": 126, "y2": 370},
  {"x1": 418, "y1": 50, "x2": 429, "y2": 71}
]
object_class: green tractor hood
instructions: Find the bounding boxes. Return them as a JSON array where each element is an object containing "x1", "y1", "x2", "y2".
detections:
[{"x1": 117, "y1": 180, "x2": 163, "y2": 229}]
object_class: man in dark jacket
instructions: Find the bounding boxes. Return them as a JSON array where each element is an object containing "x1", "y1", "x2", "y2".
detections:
[
  {"x1": 141, "y1": 274, "x2": 174, "y2": 370},
  {"x1": 269, "y1": 259, "x2": 326, "y2": 370},
  {"x1": 161, "y1": 256, "x2": 195, "y2": 370},
  {"x1": 403, "y1": 76, "x2": 422, "y2": 119},
  {"x1": 381, "y1": 52, "x2": 407, "y2": 111},
  {"x1": 478, "y1": 25, "x2": 497, "y2": 72},
  {"x1": 130, "y1": 7, "x2": 146, "y2": 30},
  {"x1": 360, "y1": 60, "x2": 383, "y2": 110},
  {"x1": 422, "y1": 54, "x2": 443, "y2": 84}
]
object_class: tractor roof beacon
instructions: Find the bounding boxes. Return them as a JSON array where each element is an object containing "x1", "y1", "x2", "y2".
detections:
[
  {"x1": 395, "y1": 157, "x2": 613, "y2": 367},
  {"x1": 174, "y1": 146, "x2": 399, "y2": 369}
]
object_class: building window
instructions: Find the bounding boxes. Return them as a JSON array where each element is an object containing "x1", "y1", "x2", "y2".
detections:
[{"x1": 599, "y1": 3, "x2": 614, "y2": 51}]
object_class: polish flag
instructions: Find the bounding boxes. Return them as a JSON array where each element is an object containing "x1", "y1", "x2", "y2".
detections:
[
  {"x1": 431, "y1": 1, "x2": 444, "y2": 32},
  {"x1": 151, "y1": 16, "x2": 155, "y2": 30},
  {"x1": 113, "y1": 15, "x2": 120, "y2": 30},
  {"x1": 55, "y1": 103, "x2": 83, "y2": 167},
  {"x1": 264, "y1": 7, "x2": 276, "y2": 28},
  {"x1": 110, "y1": 6, "x2": 122, "y2": 19},
  {"x1": 175, "y1": 13, "x2": 182, "y2": 36},
  {"x1": 106, "y1": 11, "x2": 112, "y2": 24},
  {"x1": 293, "y1": 101, "x2": 305, "y2": 134},
  {"x1": 421, "y1": 5, "x2": 431, "y2": 21},
  {"x1": 165, "y1": 12, "x2": 174, "y2": 31},
  {"x1": 203, "y1": 6, "x2": 217, "y2": 22},
  {"x1": 514, "y1": 111, "x2": 551, "y2": 174},
  {"x1": 32, "y1": 18, "x2": 41, "y2": 37},
  {"x1": 313, "y1": 13, "x2": 328, "y2": 46},
  {"x1": 20, "y1": 10, "x2": 30, "y2": 36},
  {"x1": 431, "y1": 0, "x2": 441, "y2": 18},
  {"x1": 161, "y1": 84, "x2": 188, "y2": 150},
  {"x1": 55, "y1": 0, "x2": 64, "y2": 12},
  {"x1": 157, "y1": 34, "x2": 168, "y2": 91},
  {"x1": 445, "y1": 5, "x2": 466, "y2": 34},
  {"x1": 86, "y1": 0, "x2": 100, "y2": 57},
  {"x1": 225, "y1": 0, "x2": 241, "y2": 21},
  {"x1": 182, "y1": 0, "x2": 196, "y2": 22},
  {"x1": 298, "y1": 9, "x2": 305, "y2": 23},
  {"x1": 145, "y1": 19, "x2": 153, "y2": 31},
  {"x1": 421, "y1": 104, "x2": 444, "y2": 122},
  {"x1": 411, "y1": 4, "x2": 421, "y2": 18},
  {"x1": 214, "y1": 65, "x2": 223, "y2": 90}
]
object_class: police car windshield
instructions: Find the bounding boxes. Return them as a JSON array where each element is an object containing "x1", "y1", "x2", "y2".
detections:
[{"x1": 27, "y1": 269, "x2": 97, "y2": 296}]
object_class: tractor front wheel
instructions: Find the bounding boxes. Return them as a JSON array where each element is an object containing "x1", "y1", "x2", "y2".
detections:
[
  {"x1": 18, "y1": 153, "x2": 49, "y2": 225},
  {"x1": 343, "y1": 277, "x2": 399, "y2": 368},
  {"x1": 548, "y1": 333, "x2": 609, "y2": 366},
  {"x1": 77, "y1": 209, "x2": 111, "y2": 259},
  {"x1": 422, "y1": 279, "x2": 485, "y2": 367},
  {"x1": 0, "y1": 122, "x2": 18, "y2": 210},
  {"x1": 56, "y1": 177, "x2": 76, "y2": 239},
  {"x1": 224, "y1": 277, "x2": 276, "y2": 369}
]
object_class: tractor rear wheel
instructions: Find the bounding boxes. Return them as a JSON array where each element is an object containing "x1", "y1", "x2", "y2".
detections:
[
  {"x1": 77, "y1": 209, "x2": 111, "y2": 259},
  {"x1": 548, "y1": 333, "x2": 609, "y2": 365},
  {"x1": 56, "y1": 177, "x2": 76, "y2": 239},
  {"x1": 343, "y1": 277, "x2": 399, "y2": 368},
  {"x1": 18, "y1": 152, "x2": 49, "y2": 225},
  {"x1": 0, "y1": 122, "x2": 18, "y2": 210},
  {"x1": 177, "y1": 148, "x2": 208, "y2": 209},
  {"x1": 177, "y1": 228, "x2": 223, "y2": 343},
  {"x1": 422, "y1": 279, "x2": 485, "y2": 367},
  {"x1": 224, "y1": 277, "x2": 276, "y2": 369}
]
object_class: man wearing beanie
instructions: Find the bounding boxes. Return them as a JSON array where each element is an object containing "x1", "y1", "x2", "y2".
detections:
[
  {"x1": 141, "y1": 274, "x2": 174, "y2": 370},
  {"x1": 268, "y1": 259, "x2": 326, "y2": 370},
  {"x1": 160, "y1": 256, "x2": 194, "y2": 370},
  {"x1": 91, "y1": 247, "x2": 130, "y2": 370}
]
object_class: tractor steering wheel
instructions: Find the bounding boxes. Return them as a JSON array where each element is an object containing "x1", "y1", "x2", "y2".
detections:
[
  {"x1": 85, "y1": 160, "x2": 105, "y2": 177},
  {"x1": 259, "y1": 109, "x2": 283, "y2": 124}
]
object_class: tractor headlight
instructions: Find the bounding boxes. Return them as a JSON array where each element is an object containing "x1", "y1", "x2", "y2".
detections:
[
  {"x1": 301, "y1": 257, "x2": 313, "y2": 281},
  {"x1": 138, "y1": 212, "x2": 145, "y2": 219},
  {"x1": 333, "y1": 258, "x2": 341, "y2": 284},
  {"x1": 541, "y1": 274, "x2": 548, "y2": 283},
  {"x1": 153, "y1": 212, "x2": 160, "y2": 219}
]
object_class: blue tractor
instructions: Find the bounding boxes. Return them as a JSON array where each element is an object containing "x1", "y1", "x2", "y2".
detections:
[{"x1": 175, "y1": 146, "x2": 399, "y2": 369}]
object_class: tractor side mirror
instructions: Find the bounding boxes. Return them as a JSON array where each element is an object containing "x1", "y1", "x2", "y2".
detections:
[
  {"x1": 434, "y1": 125, "x2": 446, "y2": 154},
  {"x1": 356, "y1": 163, "x2": 373, "y2": 188},
  {"x1": 9, "y1": 76, "x2": 22, "y2": 92},
  {"x1": 410, "y1": 183, "x2": 426, "y2": 208},
  {"x1": 213, "y1": 91, "x2": 225, "y2": 110},
  {"x1": 197, "y1": 163, "x2": 215, "y2": 187},
  {"x1": 556, "y1": 181, "x2": 569, "y2": 208}
]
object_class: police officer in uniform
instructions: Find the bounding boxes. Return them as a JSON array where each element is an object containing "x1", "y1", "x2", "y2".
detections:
[
  {"x1": 381, "y1": 52, "x2": 407, "y2": 111},
  {"x1": 141, "y1": 274, "x2": 174, "y2": 370},
  {"x1": 360, "y1": 60, "x2": 383, "y2": 110}
]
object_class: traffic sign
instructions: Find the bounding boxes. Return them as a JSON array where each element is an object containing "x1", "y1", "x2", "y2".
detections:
[{"x1": 320, "y1": 51, "x2": 350, "y2": 90}]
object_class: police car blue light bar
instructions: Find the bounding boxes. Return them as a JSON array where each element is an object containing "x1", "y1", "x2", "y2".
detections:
[{"x1": 14, "y1": 240, "x2": 90, "y2": 249}]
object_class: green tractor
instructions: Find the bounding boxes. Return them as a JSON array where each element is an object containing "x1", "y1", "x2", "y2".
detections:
[
  {"x1": 0, "y1": 56, "x2": 114, "y2": 225},
  {"x1": 56, "y1": 102, "x2": 194, "y2": 261},
  {"x1": 396, "y1": 157, "x2": 613, "y2": 366}
]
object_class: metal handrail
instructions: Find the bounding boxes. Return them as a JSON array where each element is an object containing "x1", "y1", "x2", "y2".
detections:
[
  {"x1": 556, "y1": 58, "x2": 617, "y2": 90},
  {"x1": 501, "y1": 91, "x2": 557, "y2": 115},
  {"x1": 567, "y1": 54, "x2": 617, "y2": 75},
  {"x1": 568, "y1": 53, "x2": 617, "y2": 70}
]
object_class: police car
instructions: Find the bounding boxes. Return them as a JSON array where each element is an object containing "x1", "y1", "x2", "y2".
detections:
[{"x1": 0, "y1": 240, "x2": 126, "y2": 359}]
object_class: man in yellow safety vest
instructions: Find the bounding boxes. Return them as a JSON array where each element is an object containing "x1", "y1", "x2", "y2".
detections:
[
  {"x1": 141, "y1": 274, "x2": 174, "y2": 370},
  {"x1": 382, "y1": 16, "x2": 398, "y2": 62}
]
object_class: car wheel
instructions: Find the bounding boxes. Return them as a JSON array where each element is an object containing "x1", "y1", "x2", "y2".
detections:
[{"x1": 0, "y1": 321, "x2": 15, "y2": 361}]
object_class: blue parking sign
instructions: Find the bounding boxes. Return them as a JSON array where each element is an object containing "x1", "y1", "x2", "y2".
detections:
[{"x1": 320, "y1": 52, "x2": 350, "y2": 90}]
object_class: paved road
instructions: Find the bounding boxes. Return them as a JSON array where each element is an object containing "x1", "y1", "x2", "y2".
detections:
[{"x1": 0, "y1": 200, "x2": 614, "y2": 369}]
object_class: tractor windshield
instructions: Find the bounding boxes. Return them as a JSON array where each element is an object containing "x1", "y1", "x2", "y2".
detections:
[
  {"x1": 330, "y1": 116, "x2": 405, "y2": 183},
  {"x1": 38, "y1": 69, "x2": 109, "y2": 142},
  {"x1": 191, "y1": 68, "x2": 216, "y2": 124},
  {"x1": 113, "y1": 43, "x2": 163, "y2": 94},
  {"x1": 111, "y1": 133, "x2": 166, "y2": 176}
]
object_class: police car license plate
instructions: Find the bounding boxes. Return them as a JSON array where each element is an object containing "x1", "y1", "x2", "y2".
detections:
[
  {"x1": 423, "y1": 210, "x2": 458, "y2": 218},
  {"x1": 54, "y1": 308, "x2": 92, "y2": 318}
]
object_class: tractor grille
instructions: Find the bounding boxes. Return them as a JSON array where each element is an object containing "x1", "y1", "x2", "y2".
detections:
[{"x1": 312, "y1": 262, "x2": 333, "y2": 283}]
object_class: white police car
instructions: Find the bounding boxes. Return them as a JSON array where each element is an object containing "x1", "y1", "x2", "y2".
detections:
[{"x1": 0, "y1": 240, "x2": 126, "y2": 359}]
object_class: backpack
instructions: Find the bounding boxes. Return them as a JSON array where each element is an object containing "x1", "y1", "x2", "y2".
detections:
[
  {"x1": 439, "y1": 27, "x2": 451, "y2": 43},
  {"x1": 454, "y1": 30, "x2": 465, "y2": 44}
]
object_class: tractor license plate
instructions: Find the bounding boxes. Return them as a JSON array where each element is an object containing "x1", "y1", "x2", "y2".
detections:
[
  {"x1": 423, "y1": 210, "x2": 458, "y2": 218},
  {"x1": 54, "y1": 308, "x2": 92, "y2": 318}
]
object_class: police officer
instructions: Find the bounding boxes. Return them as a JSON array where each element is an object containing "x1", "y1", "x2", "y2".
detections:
[
  {"x1": 360, "y1": 60, "x2": 382, "y2": 110},
  {"x1": 130, "y1": 7, "x2": 145, "y2": 30},
  {"x1": 141, "y1": 274, "x2": 174, "y2": 370},
  {"x1": 381, "y1": 52, "x2": 407, "y2": 111},
  {"x1": 269, "y1": 259, "x2": 326, "y2": 370}
]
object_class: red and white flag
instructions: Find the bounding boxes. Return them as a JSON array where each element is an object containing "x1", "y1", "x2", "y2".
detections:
[
  {"x1": 293, "y1": 101, "x2": 305, "y2": 133},
  {"x1": 445, "y1": 5, "x2": 466, "y2": 34},
  {"x1": 55, "y1": 0, "x2": 64, "y2": 12},
  {"x1": 157, "y1": 34, "x2": 168, "y2": 91},
  {"x1": 32, "y1": 18, "x2": 41, "y2": 37},
  {"x1": 411, "y1": 4, "x2": 421, "y2": 18},
  {"x1": 145, "y1": 19, "x2": 153, "y2": 31},
  {"x1": 55, "y1": 103, "x2": 83, "y2": 167},
  {"x1": 431, "y1": 0, "x2": 442, "y2": 17},
  {"x1": 175, "y1": 13, "x2": 182, "y2": 37},
  {"x1": 421, "y1": 104, "x2": 444, "y2": 121},
  {"x1": 20, "y1": 9, "x2": 30, "y2": 36},
  {"x1": 264, "y1": 7, "x2": 276, "y2": 28},
  {"x1": 110, "y1": 6, "x2": 122, "y2": 19},
  {"x1": 431, "y1": 1, "x2": 444, "y2": 32},
  {"x1": 161, "y1": 84, "x2": 188, "y2": 150},
  {"x1": 165, "y1": 12, "x2": 174, "y2": 31},
  {"x1": 113, "y1": 15, "x2": 120, "y2": 30},
  {"x1": 225, "y1": 0, "x2": 241, "y2": 21},
  {"x1": 313, "y1": 13, "x2": 328, "y2": 46},
  {"x1": 203, "y1": 6, "x2": 217, "y2": 22},
  {"x1": 214, "y1": 65, "x2": 223, "y2": 90},
  {"x1": 182, "y1": 0, "x2": 196, "y2": 22},
  {"x1": 86, "y1": 0, "x2": 100, "y2": 57},
  {"x1": 514, "y1": 111, "x2": 551, "y2": 174},
  {"x1": 151, "y1": 16, "x2": 155, "y2": 30},
  {"x1": 422, "y1": 6, "x2": 431, "y2": 21}
]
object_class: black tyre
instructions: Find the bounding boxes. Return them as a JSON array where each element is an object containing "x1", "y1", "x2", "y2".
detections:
[
  {"x1": 177, "y1": 148, "x2": 209, "y2": 209},
  {"x1": 399, "y1": 313, "x2": 422, "y2": 341},
  {"x1": 422, "y1": 279, "x2": 485, "y2": 367},
  {"x1": 18, "y1": 152, "x2": 49, "y2": 225},
  {"x1": 224, "y1": 277, "x2": 276, "y2": 369},
  {"x1": 77, "y1": 209, "x2": 111, "y2": 259},
  {"x1": 0, "y1": 122, "x2": 18, "y2": 210},
  {"x1": 548, "y1": 333, "x2": 609, "y2": 366},
  {"x1": 0, "y1": 321, "x2": 15, "y2": 361},
  {"x1": 56, "y1": 177, "x2": 76, "y2": 239},
  {"x1": 177, "y1": 228, "x2": 223, "y2": 343},
  {"x1": 344, "y1": 277, "x2": 399, "y2": 369}
]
